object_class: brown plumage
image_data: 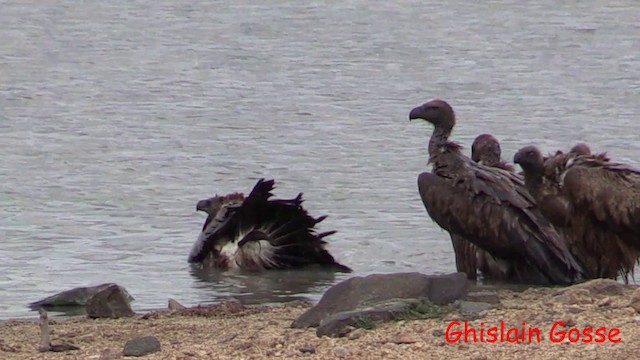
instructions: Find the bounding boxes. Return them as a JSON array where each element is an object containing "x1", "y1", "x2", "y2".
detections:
[
  {"x1": 471, "y1": 134, "x2": 515, "y2": 172},
  {"x1": 514, "y1": 145, "x2": 640, "y2": 281},
  {"x1": 190, "y1": 179, "x2": 352, "y2": 273},
  {"x1": 409, "y1": 99, "x2": 587, "y2": 285},
  {"x1": 469, "y1": 134, "x2": 526, "y2": 282}
]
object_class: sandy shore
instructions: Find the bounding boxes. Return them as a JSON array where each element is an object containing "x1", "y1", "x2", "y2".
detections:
[{"x1": 1, "y1": 284, "x2": 640, "y2": 360}]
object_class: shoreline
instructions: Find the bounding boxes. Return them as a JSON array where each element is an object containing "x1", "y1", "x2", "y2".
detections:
[{"x1": 2, "y1": 283, "x2": 640, "y2": 359}]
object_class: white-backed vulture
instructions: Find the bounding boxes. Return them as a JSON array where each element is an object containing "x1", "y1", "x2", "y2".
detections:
[
  {"x1": 189, "y1": 178, "x2": 352, "y2": 273},
  {"x1": 409, "y1": 99, "x2": 587, "y2": 285},
  {"x1": 514, "y1": 145, "x2": 640, "y2": 281}
]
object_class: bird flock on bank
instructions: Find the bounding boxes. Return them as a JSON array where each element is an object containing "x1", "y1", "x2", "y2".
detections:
[{"x1": 187, "y1": 99, "x2": 640, "y2": 287}]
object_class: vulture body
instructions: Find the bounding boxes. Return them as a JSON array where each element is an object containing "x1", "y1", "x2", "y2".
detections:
[
  {"x1": 514, "y1": 145, "x2": 640, "y2": 281},
  {"x1": 190, "y1": 179, "x2": 352, "y2": 273},
  {"x1": 409, "y1": 99, "x2": 586, "y2": 285},
  {"x1": 469, "y1": 134, "x2": 526, "y2": 282}
]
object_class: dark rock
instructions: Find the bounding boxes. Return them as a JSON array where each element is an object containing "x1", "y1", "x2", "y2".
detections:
[
  {"x1": 464, "y1": 291, "x2": 500, "y2": 304},
  {"x1": 458, "y1": 301, "x2": 492, "y2": 320},
  {"x1": 292, "y1": 272, "x2": 468, "y2": 329},
  {"x1": 168, "y1": 298, "x2": 186, "y2": 310},
  {"x1": 123, "y1": 336, "x2": 161, "y2": 357},
  {"x1": 432, "y1": 329, "x2": 444, "y2": 337},
  {"x1": 86, "y1": 284, "x2": 135, "y2": 319},
  {"x1": 49, "y1": 343, "x2": 80, "y2": 352},
  {"x1": 316, "y1": 301, "x2": 411, "y2": 337},
  {"x1": 29, "y1": 283, "x2": 134, "y2": 309},
  {"x1": 299, "y1": 344, "x2": 316, "y2": 354}
]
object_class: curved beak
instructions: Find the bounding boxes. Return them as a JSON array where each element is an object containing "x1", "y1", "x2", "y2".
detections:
[
  {"x1": 196, "y1": 199, "x2": 210, "y2": 213},
  {"x1": 409, "y1": 105, "x2": 425, "y2": 121}
]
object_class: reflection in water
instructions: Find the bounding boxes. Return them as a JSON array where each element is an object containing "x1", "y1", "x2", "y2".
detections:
[{"x1": 189, "y1": 265, "x2": 350, "y2": 305}]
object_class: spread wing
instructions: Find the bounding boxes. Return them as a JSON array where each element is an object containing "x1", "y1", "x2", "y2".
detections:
[
  {"x1": 189, "y1": 178, "x2": 351, "y2": 272},
  {"x1": 417, "y1": 168, "x2": 586, "y2": 285}
]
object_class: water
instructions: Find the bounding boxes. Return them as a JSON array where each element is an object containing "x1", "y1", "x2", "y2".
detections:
[{"x1": 1, "y1": 0, "x2": 639, "y2": 319}]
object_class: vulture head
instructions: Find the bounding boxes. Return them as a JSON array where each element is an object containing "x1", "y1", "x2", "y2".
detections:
[
  {"x1": 196, "y1": 192, "x2": 244, "y2": 215},
  {"x1": 196, "y1": 192, "x2": 245, "y2": 231},
  {"x1": 409, "y1": 99, "x2": 455, "y2": 131},
  {"x1": 513, "y1": 145, "x2": 545, "y2": 173},
  {"x1": 471, "y1": 134, "x2": 501, "y2": 165},
  {"x1": 569, "y1": 143, "x2": 591, "y2": 156}
]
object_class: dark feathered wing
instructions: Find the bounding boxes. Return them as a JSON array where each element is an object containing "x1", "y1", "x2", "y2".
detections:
[
  {"x1": 190, "y1": 178, "x2": 352, "y2": 272},
  {"x1": 562, "y1": 158, "x2": 640, "y2": 243},
  {"x1": 417, "y1": 168, "x2": 586, "y2": 285}
]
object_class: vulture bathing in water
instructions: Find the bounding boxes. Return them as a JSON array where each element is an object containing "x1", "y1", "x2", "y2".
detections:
[
  {"x1": 514, "y1": 145, "x2": 640, "y2": 282},
  {"x1": 408, "y1": 99, "x2": 587, "y2": 285},
  {"x1": 189, "y1": 178, "x2": 352, "y2": 273}
]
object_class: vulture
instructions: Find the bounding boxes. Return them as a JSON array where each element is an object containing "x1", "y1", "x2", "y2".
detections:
[
  {"x1": 445, "y1": 133, "x2": 518, "y2": 281},
  {"x1": 189, "y1": 178, "x2": 352, "y2": 273},
  {"x1": 471, "y1": 133, "x2": 516, "y2": 172},
  {"x1": 514, "y1": 145, "x2": 640, "y2": 281},
  {"x1": 409, "y1": 99, "x2": 587, "y2": 285},
  {"x1": 467, "y1": 134, "x2": 526, "y2": 282}
]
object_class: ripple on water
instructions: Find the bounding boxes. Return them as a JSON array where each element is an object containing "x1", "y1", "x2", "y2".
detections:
[{"x1": 1, "y1": 0, "x2": 639, "y2": 318}]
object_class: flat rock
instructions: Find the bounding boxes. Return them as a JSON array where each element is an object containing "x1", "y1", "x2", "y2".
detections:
[
  {"x1": 292, "y1": 272, "x2": 468, "y2": 329},
  {"x1": 299, "y1": 344, "x2": 316, "y2": 354},
  {"x1": 123, "y1": 336, "x2": 161, "y2": 357},
  {"x1": 86, "y1": 284, "x2": 135, "y2": 319},
  {"x1": 551, "y1": 288, "x2": 593, "y2": 305},
  {"x1": 558, "y1": 278, "x2": 624, "y2": 296},
  {"x1": 29, "y1": 283, "x2": 134, "y2": 309},
  {"x1": 316, "y1": 301, "x2": 413, "y2": 337},
  {"x1": 464, "y1": 291, "x2": 500, "y2": 304},
  {"x1": 458, "y1": 301, "x2": 492, "y2": 320}
]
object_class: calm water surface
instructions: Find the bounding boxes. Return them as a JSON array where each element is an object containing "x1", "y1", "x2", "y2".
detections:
[{"x1": 1, "y1": 0, "x2": 639, "y2": 319}]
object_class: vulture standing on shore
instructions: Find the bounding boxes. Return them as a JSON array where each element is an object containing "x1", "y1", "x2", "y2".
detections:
[
  {"x1": 468, "y1": 134, "x2": 527, "y2": 282},
  {"x1": 409, "y1": 99, "x2": 587, "y2": 285},
  {"x1": 514, "y1": 145, "x2": 640, "y2": 281},
  {"x1": 446, "y1": 134, "x2": 519, "y2": 281},
  {"x1": 189, "y1": 178, "x2": 352, "y2": 273}
]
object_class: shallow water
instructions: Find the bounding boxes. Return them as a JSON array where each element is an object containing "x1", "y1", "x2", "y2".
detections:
[{"x1": 1, "y1": 0, "x2": 639, "y2": 319}]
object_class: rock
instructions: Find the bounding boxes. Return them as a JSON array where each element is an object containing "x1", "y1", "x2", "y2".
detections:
[
  {"x1": 552, "y1": 289, "x2": 593, "y2": 305},
  {"x1": 316, "y1": 301, "x2": 413, "y2": 337},
  {"x1": 347, "y1": 328, "x2": 366, "y2": 340},
  {"x1": 299, "y1": 344, "x2": 316, "y2": 354},
  {"x1": 98, "y1": 348, "x2": 118, "y2": 360},
  {"x1": 292, "y1": 272, "x2": 468, "y2": 329},
  {"x1": 86, "y1": 284, "x2": 135, "y2": 319},
  {"x1": 458, "y1": 301, "x2": 492, "y2": 320},
  {"x1": 597, "y1": 297, "x2": 612, "y2": 307},
  {"x1": 29, "y1": 283, "x2": 134, "y2": 309},
  {"x1": 122, "y1": 336, "x2": 161, "y2": 357},
  {"x1": 332, "y1": 346, "x2": 351, "y2": 358},
  {"x1": 385, "y1": 335, "x2": 418, "y2": 344},
  {"x1": 168, "y1": 299, "x2": 186, "y2": 310},
  {"x1": 464, "y1": 291, "x2": 500, "y2": 304},
  {"x1": 432, "y1": 329, "x2": 444, "y2": 337},
  {"x1": 629, "y1": 288, "x2": 640, "y2": 313},
  {"x1": 558, "y1": 278, "x2": 624, "y2": 296},
  {"x1": 566, "y1": 306, "x2": 585, "y2": 314}
]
